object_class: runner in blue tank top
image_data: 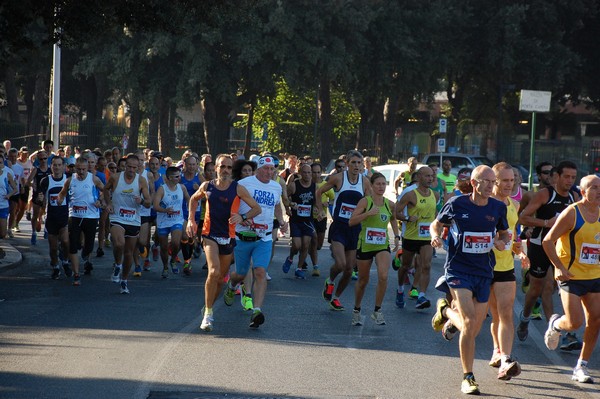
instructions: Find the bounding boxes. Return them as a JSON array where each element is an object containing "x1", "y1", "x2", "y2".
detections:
[{"x1": 315, "y1": 150, "x2": 372, "y2": 311}]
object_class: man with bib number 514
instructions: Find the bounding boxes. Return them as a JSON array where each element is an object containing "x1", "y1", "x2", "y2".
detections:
[{"x1": 430, "y1": 165, "x2": 510, "y2": 395}]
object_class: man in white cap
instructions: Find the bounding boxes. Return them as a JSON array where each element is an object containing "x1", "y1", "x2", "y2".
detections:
[{"x1": 223, "y1": 155, "x2": 287, "y2": 329}]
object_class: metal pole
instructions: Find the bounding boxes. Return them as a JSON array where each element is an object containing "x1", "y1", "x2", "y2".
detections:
[
  {"x1": 528, "y1": 112, "x2": 536, "y2": 190},
  {"x1": 50, "y1": 26, "x2": 61, "y2": 149}
]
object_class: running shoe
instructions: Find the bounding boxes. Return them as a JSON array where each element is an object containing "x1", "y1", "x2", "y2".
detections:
[
  {"x1": 352, "y1": 310, "x2": 362, "y2": 326},
  {"x1": 161, "y1": 268, "x2": 169, "y2": 279},
  {"x1": 249, "y1": 309, "x2": 265, "y2": 328},
  {"x1": 329, "y1": 298, "x2": 344, "y2": 311},
  {"x1": 351, "y1": 271, "x2": 358, "y2": 280},
  {"x1": 312, "y1": 266, "x2": 320, "y2": 277},
  {"x1": 105, "y1": 238, "x2": 111, "y2": 248},
  {"x1": 489, "y1": 350, "x2": 501, "y2": 368},
  {"x1": 516, "y1": 312, "x2": 529, "y2": 341},
  {"x1": 96, "y1": 247, "x2": 104, "y2": 257},
  {"x1": 200, "y1": 314, "x2": 214, "y2": 332},
  {"x1": 371, "y1": 311, "x2": 386, "y2": 325},
  {"x1": 282, "y1": 257, "x2": 293, "y2": 273},
  {"x1": 415, "y1": 296, "x2": 431, "y2": 309},
  {"x1": 294, "y1": 268, "x2": 306, "y2": 279},
  {"x1": 560, "y1": 332, "x2": 583, "y2": 351},
  {"x1": 138, "y1": 245, "x2": 148, "y2": 259},
  {"x1": 143, "y1": 259, "x2": 151, "y2": 271},
  {"x1": 392, "y1": 249, "x2": 402, "y2": 271},
  {"x1": 409, "y1": 288, "x2": 419, "y2": 299},
  {"x1": 497, "y1": 358, "x2": 521, "y2": 380},
  {"x1": 442, "y1": 320, "x2": 458, "y2": 341},
  {"x1": 112, "y1": 264, "x2": 122, "y2": 283},
  {"x1": 544, "y1": 314, "x2": 561, "y2": 350},
  {"x1": 322, "y1": 280, "x2": 334, "y2": 301},
  {"x1": 13, "y1": 226, "x2": 20, "y2": 232},
  {"x1": 395, "y1": 291, "x2": 405, "y2": 309},
  {"x1": 51, "y1": 267, "x2": 60, "y2": 280},
  {"x1": 25, "y1": 211, "x2": 31, "y2": 221},
  {"x1": 7, "y1": 229, "x2": 13, "y2": 238},
  {"x1": 240, "y1": 285, "x2": 253, "y2": 311},
  {"x1": 73, "y1": 273, "x2": 81, "y2": 286},
  {"x1": 120, "y1": 281, "x2": 130, "y2": 294},
  {"x1": 431, "y1": 298, "x2": 449, "y2": 332},
  {"x1": 151, "y1": 244, "x2": 159, "y2": 261},
  {"x1": 266, "y1": 272, "x2": 272, "y2": 281},
  {"x1": 531, "y1": 300, "x2": 542, "y2": 320},
  {"x1": 521, "y1": 268, "x2": 530, "y2": 294},
  {"x1": 133, "y1": 265, "x2": 142, "y2": 277},
  {"x1": 223, "y1": 284, "x2": 235, "y2": 306},
  {"x1": 83, "y1": 260, "x2": 93, "y2": 275},
  {"x1": 572, "y1": 365, "x2": 594, "y2": 383},
  {"x1": 30, "y1": 232, "x2": 37, "y2": 245},
  {"x1": 62, "y1": 261, "x2": 73, "y2": 278},
  {"x1": 170, "y1": 260, "x2": 179, "y2": 274},
  {"x1": 461, "y1": 375, "x2": 480, "y2": 395},
  {"x1": 183, "y1": 262, "x2": 191, "y2": 276}
]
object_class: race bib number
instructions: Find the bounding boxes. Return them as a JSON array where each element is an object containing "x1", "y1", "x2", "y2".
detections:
[
  {"x1": 579, "y1": 243, "x2": 600, "y2": 265},
  {"x1": 418, "y1": 223, "x2": 431, "y2": 238},
  {"x1": 49, "y1": 194, "x2": 60, "y2": 207},
  {"x1": 213, "y1": 236, "x2": 231, "y2": 245},
  {"x1": 462, "y1": 232, "x2": 493, "y2": 254},
  {"x1": 365, "y1": 227, "x2": 387, "y2": 245},
  {"x1": 119, "y1": 208, "x2": 136, "y2": 220},
  {"x1": 296, "y1": 204, "x2": 311, "y2": 218},
  {"x1": 338, "y1": 202, "x2": 356, "y2": 219},
  {"x1": 251, "y1": 222, "x2": 269, "y2": 237},
  {"x1": 168, "y1": 210, "x2": 181, "y2": 218},
  {"x1": 73, "y1": 205, "x2": 88, "y2": 214}
]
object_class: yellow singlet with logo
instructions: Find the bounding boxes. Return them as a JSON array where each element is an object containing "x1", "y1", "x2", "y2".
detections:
[
  {"x1": 556, "y1": 204, "x2": 600, "y2": 280},
  {"x1": 403, "y1": 188, "x2": 436, "y2": 241},
  {"x1": 493, "y1": 199, "x2": 519, "y2": 272}
]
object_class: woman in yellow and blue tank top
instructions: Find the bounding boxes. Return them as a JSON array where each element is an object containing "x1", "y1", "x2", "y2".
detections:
[{"x1": 348, "y1": 172, "x2": 400, "y2": 326}]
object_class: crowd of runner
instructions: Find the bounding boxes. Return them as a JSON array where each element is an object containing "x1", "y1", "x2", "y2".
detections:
[{"x1": 0, "y1": 138, "x2": 598, "y2": 395}]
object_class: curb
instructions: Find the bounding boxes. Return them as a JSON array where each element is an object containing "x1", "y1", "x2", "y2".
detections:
[{"x1": 0, "y1": 242, "x2": 23, "y2": 272}]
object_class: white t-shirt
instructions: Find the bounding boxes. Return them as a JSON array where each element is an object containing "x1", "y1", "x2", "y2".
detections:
[{"x1": 236, "y1": 175, "x2": 282, "y2": 241}]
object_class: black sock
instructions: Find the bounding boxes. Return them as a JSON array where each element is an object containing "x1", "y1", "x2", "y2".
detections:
[
  {"x1": 354, "y1": 307, "x2": 361, "y2": 312},
  {"x1": 374, "y1": 306, "x2": 381, "y2": 312},
  {"x1": 463, "y1": 372, "x2": 473, "y2": 379}
]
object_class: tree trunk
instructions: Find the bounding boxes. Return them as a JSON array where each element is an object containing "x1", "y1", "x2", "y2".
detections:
[
  {"x1": 81, "y1": 76, "x2": 98, "y2": 122},
  {"x1": 4, "y1": 66, "x2": 21, "y2": 123},
  {"x1": 167, "y1": 102, "x2": 177, "y2": 157},
  {"x1": 29, "y1": 73, "x2": 48, "y2": 147},
  {"x1": 318, "y1": 79, "x2": 332, "y2": 165},
  {"x1": 94, "y1": 73, "x2": 109, "y2": 121},
  {"x1": 243, "y1": 99, "x2": 255, "y2": 158},
  {"x1": 382, "y1": 94, "x2": 400, "y2": 163},
  {"x1": 127, "y1": 96, "x2": 142, "y2": 153},
  {"x1": 201, "y1": 95, "x2": 231, "y2": 156},
  {"x1": 158, "y1": 96, "x2": 169, "y2": 154},
  {"x1": 148, "y1": 112, "x2": 159, "y2": 150}
]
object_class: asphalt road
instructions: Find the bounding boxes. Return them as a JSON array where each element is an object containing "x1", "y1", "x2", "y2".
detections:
[{"x1": 0, "y1": 220, "x2": 598, "y2": 399}]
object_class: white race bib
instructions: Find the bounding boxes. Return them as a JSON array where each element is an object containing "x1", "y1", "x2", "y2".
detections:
[
  {"x1": 579, "y1": 243, "x2": 600, "y2": 265},
  {"x1": 338, "y1": 202, "x2": 356, "y2": 219},
  {"x1": 213, "y1": 236, "x2": 231, "y2": 245},
  {"x1": 49, "y1": 194, "x2": 60, "y2": 207},
  {"x1": 119, "y1": 207, "x2": 136, "y2": 220},
  {"x1": 73, "y1": 205, "x2": 88, "y2": 215},
  {"x1": 297, "y1": 204, "x2": 311, "y2": 218},
  {"x1": 365, "y1": 227, "x2": 387, "y2": 245},
  {"x1": 462, "y1": 231, "x2": 493, "y2": 254},
  {"x1": 252, "y1": 222, "x2": 269, "y2": 237},
  {"x1": 168, "y1": 210, "x2": 181, "y2": 219},
  {"x1": 418, "y1": 223, "x2": 431, "y2": 238}
]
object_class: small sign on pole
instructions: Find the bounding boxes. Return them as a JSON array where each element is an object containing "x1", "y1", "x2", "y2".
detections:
[
  {"x1": 519, "y1": 90, "x2": 551, "y2": 113},
  {"x1": 437, "y1": 138, "x2": 446, "y2": 153},
  {"x1": 439, "y1": 118, "x2": 447, "y2": 133}
]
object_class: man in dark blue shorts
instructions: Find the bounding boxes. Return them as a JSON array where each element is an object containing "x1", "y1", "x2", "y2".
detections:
[{"x1": 430, "y1": 165, "x2": 510, "y2": 395}]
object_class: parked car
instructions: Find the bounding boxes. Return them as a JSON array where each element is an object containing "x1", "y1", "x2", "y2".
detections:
[
  {"x1": 373, "y1": 163, "x2": 426, "y2": 202},
  {"x1": 422, "y1": 153, "x2": 493, "y2": 176}
]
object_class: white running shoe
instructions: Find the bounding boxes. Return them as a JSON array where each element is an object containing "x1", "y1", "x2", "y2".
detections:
[
  {"x1": 544, "y1": 314, "x2": 561, "y2": 350},
  {"x1": 572, "y1": 365, "x2": 594, "y2": 383}
]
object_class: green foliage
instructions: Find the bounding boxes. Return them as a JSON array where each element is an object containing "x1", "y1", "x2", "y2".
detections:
[{"x1": 238, "y1": 79, "x2": 359, "y2": 155}]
